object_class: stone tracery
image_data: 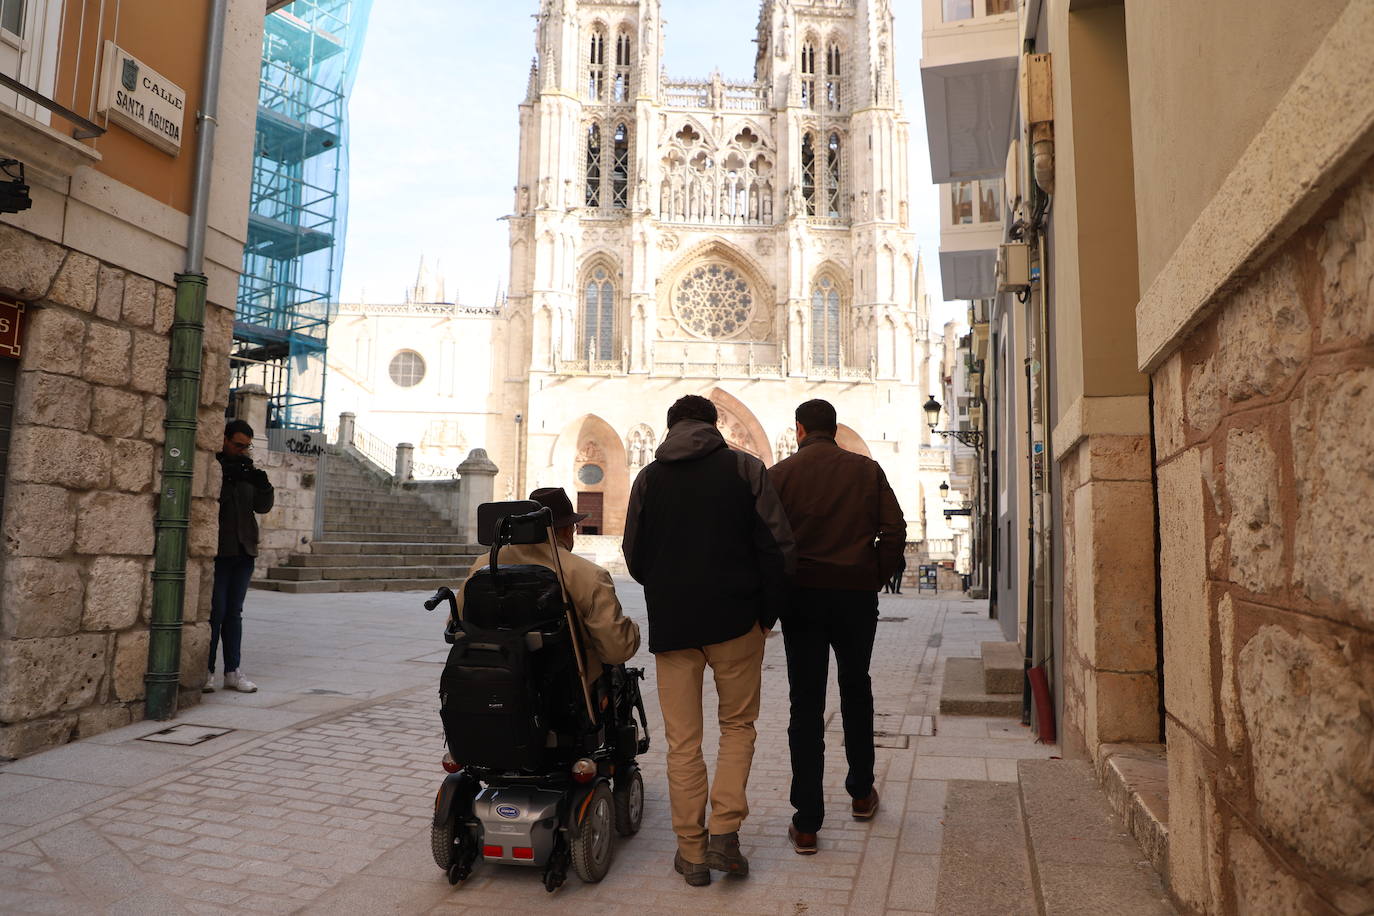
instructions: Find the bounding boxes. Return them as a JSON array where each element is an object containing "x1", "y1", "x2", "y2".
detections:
[{"x1": 672, "y1": 261, "x2": 756, "y2": 339}]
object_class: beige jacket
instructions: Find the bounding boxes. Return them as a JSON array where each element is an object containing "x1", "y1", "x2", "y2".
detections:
[{"x1": 454, "y1": 540, "x2": 641, "y2": 694}]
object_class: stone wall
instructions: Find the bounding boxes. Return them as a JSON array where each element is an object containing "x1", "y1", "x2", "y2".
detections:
[
  {"x1": 1058, "y1": 432, "x2": 1159, "y2": 759},
  {"x1": 251, "y1": 449, "x2": 318, "y2": 576},
  {"x1": 1151, "y1": 170, "x2": 1374, "y2": 913},
  {"x1": 0, "y1": 224, "x2": 233, "y2": 759}
]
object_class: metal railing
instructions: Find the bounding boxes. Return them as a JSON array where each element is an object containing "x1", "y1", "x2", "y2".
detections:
[
  {"x1": 333, "y1": 413, "x2": 458, "y2": 481},
  {"x1": 347, "y1": 422, "x2": 396, "y2": 474}
]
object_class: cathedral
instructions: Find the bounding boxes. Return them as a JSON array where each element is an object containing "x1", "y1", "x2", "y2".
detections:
[{"x1": 325, "y1": 0, "x2": 952, "y2": 547}]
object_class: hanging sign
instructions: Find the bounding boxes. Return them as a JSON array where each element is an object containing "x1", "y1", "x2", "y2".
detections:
[
  {"x1": 0, "y1": 298, "x2": 24, "y2": 358},
  {"x1": 97, "y1": 42, "x2": 186, "y2": 155}
]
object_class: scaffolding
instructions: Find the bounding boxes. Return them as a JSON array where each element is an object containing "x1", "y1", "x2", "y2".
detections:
[{"x1": 233, "y1": 0, "x2": 372, "y2": 430}]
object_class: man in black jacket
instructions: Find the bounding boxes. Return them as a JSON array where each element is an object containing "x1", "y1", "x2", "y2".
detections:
[
  {"x1": 206, "y1": 419, "x2": 275, "y2": 694},
  {"x1": 623, "y1": 395, "x2": 794, "y2": 886}
]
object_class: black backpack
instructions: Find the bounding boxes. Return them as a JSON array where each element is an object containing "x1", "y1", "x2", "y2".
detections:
[{"x1": 439, "y1": 563, "x2": 575, "y2": 771}]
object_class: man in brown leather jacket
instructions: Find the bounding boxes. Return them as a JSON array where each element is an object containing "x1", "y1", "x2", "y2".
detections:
[{"x1": 768, "y1": 399, "x2": 906, "y2": 855}]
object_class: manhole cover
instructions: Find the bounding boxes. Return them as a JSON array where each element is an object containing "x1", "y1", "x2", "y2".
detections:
[
  {"x1": 877, "y1": 616, "x2": 908, "y2": 623},
  {"x1": 303, "y1": 688, "x2": 347, "y2": 695},
  {"x1": 138, "y1": 724, "x2": 233, "y2": 746}
]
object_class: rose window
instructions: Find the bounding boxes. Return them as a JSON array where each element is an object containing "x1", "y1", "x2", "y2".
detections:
[{"x1": 673, "y1": 262, "x2": 755, "y2": 339}]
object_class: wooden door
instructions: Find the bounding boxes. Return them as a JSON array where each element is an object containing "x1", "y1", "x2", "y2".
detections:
[{"x1": 576, "y1": 492, "x2": 604, "y2": 535}]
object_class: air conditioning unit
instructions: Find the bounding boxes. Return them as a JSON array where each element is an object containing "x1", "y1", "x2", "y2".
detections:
[{"x1": 996, "y1": 242, "x2": 1030, "y2": 292}]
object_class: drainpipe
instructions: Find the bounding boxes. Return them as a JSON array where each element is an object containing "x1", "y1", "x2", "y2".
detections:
[{"x1": 145, "y1": 0, "x2": 229, "y2": 720}]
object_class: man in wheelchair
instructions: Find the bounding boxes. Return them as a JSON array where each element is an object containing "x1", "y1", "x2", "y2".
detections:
[
  {"x1": 452, "y1": 487, "x2": 640, "y2": 689},
  {"x1": 428, "y1": 488, "x2": 645, "y2": 892}
]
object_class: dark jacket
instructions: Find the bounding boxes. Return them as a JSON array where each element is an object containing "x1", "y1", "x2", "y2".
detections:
[
  {"x1": 622, "y1": 419, "x2": 796, "y2": 653},
  {"x1": 768, "y1": 433, "x2": 906, "y2": 591},
  {"x1": 216, "y1": 453, "x2": 275, "y2": 558}
]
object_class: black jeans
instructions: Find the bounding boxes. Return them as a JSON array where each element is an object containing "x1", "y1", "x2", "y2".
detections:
[
  {"x1": 781, "y1": 586, "x2": 879, "y2": 833},
  {"x1": 210, "y1": 555, "x2": 256, "y2": 673}
]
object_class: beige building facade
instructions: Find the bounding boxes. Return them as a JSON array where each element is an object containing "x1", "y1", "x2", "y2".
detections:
[
  {"x1": 325, "y1": 0, "x2": 960, "y2": 557},
  {"x1": 0, "y1": 0, "x2": 264, "y2": 757},
  {"x1": 923, "y1": 0, "x2": 1374, "y2": 911}
]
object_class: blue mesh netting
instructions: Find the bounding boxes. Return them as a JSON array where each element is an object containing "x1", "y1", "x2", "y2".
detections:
[{"x1": 234, "y1": 0, "x2": 373, "y2": 431}]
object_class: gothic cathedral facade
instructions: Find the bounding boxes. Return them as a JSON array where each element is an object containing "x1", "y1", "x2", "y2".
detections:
[{"x1": 496, "y1": 0, "x2": 939, "y2": 536}]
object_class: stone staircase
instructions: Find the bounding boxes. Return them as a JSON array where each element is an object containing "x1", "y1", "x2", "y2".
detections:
[
  {"x1": 934, "y1": 759, "x2": 1176, "y2": 915},
  {"x1": 939, "y1": 640, "x2": 1024, "y2": 716},
  {"x1": 251, "y1": 448, "x2": 482, "y2": 594}
]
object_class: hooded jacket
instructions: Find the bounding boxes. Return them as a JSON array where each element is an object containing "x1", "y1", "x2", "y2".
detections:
[
  {"x1": 622, "y1": 419, "x2": 796, "y2": 653},
  {"x1": 767, "y1": 432, "x2": 906, "y2": 591}
]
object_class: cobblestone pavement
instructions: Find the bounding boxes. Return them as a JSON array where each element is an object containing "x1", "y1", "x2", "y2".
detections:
[{"x1": 0, "y1": 581, "x2": 1055, "y2": 914}]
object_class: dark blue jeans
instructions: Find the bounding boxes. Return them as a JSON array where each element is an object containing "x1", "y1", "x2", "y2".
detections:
[
  {"x1": 209, "y1": 555, "x2": 256, "y2": 673},
  {"x1": 781, "y1": 586, "x2": 880, "y2": 833}
]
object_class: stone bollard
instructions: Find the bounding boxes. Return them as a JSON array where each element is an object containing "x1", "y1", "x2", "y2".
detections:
[
  {"x1": 456, "y1": 448, "x2": 499, "y2": 544},
  {"x1": 395, "y1": 442, "x2": 414, "y2": 481},
  {"x1": 338, "y1": 411, "x2": 356, "y2": 447}
]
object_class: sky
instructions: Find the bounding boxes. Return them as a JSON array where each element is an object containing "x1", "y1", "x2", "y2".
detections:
[{"x1": 338, "y1": 0, "x2": 955, "y2": 326}]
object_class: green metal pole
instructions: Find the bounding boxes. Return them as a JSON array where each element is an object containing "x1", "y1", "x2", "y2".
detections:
[
  {"x1": 145, "y1": 273, "x2": 207, "y2": 720},
  {"x1": 143, "y1": 0, "x2": 226, "y2": 721}
]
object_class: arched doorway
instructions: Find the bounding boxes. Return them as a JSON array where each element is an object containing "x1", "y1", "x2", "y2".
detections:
[
  {"x1": 835, "y1": 423, "x2": 871, "y2": 457},
  {"x1": 550, "y1": 415, "x2": 630, "y2": 536},
  {"x1": 708, "y1": 388, "x2": 773, "y2": 464}
]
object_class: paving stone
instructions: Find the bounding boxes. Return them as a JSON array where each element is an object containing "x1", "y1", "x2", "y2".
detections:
[
  {"x1": 0, "y1": 586, "x2": 1048, "y2": 913},
  {"x1": 934, "y1": 780, "x2": 1035, "y2": 916}
]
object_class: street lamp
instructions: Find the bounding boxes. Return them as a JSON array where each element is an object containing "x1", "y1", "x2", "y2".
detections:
[
  {"x1": 938, "y1": 480, "x2": 949, "y2": 500},
  {"x1": 923, "y1": 396, "x2": 984, "y2": 449},
  {"x1": 923, "y1": 395, "x2": 942, "y2": 430}
]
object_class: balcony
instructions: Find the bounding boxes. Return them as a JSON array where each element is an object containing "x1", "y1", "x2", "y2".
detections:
[
  {"x1": 939, "y1": 176, "x2": 1004, "y2": 299},
  {"x1": 919, "y1": 0, "x2": 1020, "y2": 183}
]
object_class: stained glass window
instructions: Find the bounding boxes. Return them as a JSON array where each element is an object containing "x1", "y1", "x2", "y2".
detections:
[
  {"x1": 583, "y1": 268, "x2": 615, "y2": 359},
  {"x1": 811, "y1": 276, "x2": 842, "y2": 367}
]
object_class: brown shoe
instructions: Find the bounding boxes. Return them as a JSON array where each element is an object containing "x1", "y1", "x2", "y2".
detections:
[
  {"x1": 674, "y1": 851, "x2": 711, "y2": 886},
  {"x1": 852, "y1": 789, "x2": 880, "y2": 820},
  {"x1": 705, "y1": 831, "x2": 749, "y2": 877},
  {"x1": 788, "y1": 823, "x2": 818, "y2": 855}
]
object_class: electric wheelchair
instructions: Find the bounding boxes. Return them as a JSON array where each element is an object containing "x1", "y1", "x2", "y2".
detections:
[{"x1": 424, "y1": 500, "x2": 650, "y2": 892}]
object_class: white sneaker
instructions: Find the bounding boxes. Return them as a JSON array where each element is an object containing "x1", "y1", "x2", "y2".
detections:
[
  {"x1": 202, "y1": 671, "x2": 217, "y2": 693},
  {"x1": 223, "y1": 671, "x2": 258, "y2": 693}
]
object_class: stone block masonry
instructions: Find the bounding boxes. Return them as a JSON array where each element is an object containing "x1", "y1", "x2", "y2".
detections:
[
  {"x1": 1058, "y1": 430, "x2": 1160, "y2": 759},
  {"x1": 252, "y1": 449, "x2": 319, "y2": 575},
  {"x1": 0, "y1": 224, "x2": 237, "y2": 760},
  {"x1": 1150, "y1": 168, "x2": 1374, "y2": 914}
]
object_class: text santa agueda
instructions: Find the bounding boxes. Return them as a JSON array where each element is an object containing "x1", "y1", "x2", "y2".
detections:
[{"x1": 97, "y1": 41, "x2": 186, "y2": 156}]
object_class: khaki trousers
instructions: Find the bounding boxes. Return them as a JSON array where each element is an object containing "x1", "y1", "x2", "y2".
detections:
[{"x1": 654, "y1": 625, "x2": 767, "y2": 861}]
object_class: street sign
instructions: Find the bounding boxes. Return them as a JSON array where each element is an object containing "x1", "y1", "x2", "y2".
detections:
[
  {"x1": 943, "y1": 507, "x2": 972, "y2": 517},
  {"x1": 0, "y1": 298, "x2": 24, "y2": 358},
  {"x1": 97, "y1": 42, "x2": 186, "y2": 155}
]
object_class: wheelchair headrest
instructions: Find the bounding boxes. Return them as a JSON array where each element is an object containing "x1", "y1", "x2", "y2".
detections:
[{"x1": 476, "y1": 500, "x2": 552, "y2": 547}]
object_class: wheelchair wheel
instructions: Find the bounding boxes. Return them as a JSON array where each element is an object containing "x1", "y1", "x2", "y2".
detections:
[
  {"x1": 431, "y1": 819, "x2": 456, "y2": 871},
  {"x1": 570, "y1": 782, "x2": 615, "y2": 883},
  {"x1": 432, "y1": 818, "x2": 478, "y2": 885},
  {"x1": 613, "y1": 766, "x2": 644, "y2": 836}
]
